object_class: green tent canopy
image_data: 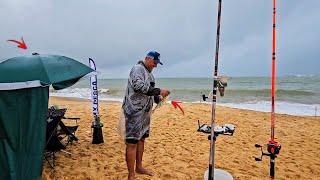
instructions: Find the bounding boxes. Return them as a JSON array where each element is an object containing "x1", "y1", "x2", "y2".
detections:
[{"x1": 0, "y1": 54, "x2": 94, "y2": 180}]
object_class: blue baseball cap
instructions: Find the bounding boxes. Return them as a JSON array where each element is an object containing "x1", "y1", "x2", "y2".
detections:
[{"x1": 146, "y1": 51, "x2": 163, "y2": 65}]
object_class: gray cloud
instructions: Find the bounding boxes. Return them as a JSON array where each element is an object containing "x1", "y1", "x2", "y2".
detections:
[{"x1": 1, "y1": 0, "x2": 319, "y2": 78}]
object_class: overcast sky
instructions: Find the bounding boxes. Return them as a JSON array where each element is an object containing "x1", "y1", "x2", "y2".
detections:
[{"x1": 1, "y1": 0, "x2": 319, "y2": 78}]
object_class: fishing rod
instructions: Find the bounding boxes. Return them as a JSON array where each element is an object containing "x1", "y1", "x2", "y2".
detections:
[
  {"x1": 255, "y1": 0, "x2": 281, "y2": 179},
  {"x1": 197, "y1": 1, "x2": 235, "y2": 179},
  {"x1": 208, "y1": 0, "x2": 222, "y2": 179}
]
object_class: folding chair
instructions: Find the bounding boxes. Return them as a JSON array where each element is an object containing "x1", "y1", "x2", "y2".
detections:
[
  {"x1": 49, "y1": 106, "x2": 80, "y2": 146},
  {"x1": 45, "y1": 108, "x2": 67, "y2": 169},
  {"x1": 45, "y1": 106, "x2": 80, "y2": 169},
  {"x1": 57, "y1": 119, "x2": 79, "y2": 146}
]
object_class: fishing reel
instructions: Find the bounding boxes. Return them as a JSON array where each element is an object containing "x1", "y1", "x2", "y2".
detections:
[
  {"x1": 197, "y1": 120, "x2": 235, "y2": 140},
  {"x1": 201, "y1": 76, "x2": 229, "y2": 101},
  {"x1": 254, "y1": 140, "x2": 281, "y2": 161}
]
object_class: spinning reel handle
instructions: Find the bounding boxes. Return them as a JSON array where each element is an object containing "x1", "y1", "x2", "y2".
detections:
[{"x1": 255, "y1": 144, "x2": 262, "y2": 148}]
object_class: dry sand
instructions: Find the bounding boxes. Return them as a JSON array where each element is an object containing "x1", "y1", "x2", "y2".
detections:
[{"x1": 42, "y1": 97, "x2": 320, "y2": 180}]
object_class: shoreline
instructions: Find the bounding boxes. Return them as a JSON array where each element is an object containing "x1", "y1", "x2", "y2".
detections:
[{"x1": 50, "y1": 96, "x2": 319, "y2": 118}]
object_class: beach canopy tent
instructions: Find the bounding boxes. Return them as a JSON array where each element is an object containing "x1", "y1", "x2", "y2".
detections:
[{"x1": 0, "y1": 54, "x2": 94, "y2": 180}]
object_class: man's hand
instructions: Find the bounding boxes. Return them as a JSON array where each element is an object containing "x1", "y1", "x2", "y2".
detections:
[{"x1": 160, "y1": 89, "x2": 170, "y2": 98}]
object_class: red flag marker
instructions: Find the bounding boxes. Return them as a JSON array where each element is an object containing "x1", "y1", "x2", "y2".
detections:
[
  {"x1": 7, "y1": 37, "x2": 27, "y2": 49},
  {"x1": 171, "y1": 100, "x2": 184, "y2": 115}
]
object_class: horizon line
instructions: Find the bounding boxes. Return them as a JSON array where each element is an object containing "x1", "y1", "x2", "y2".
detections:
[{"x1": 96, "y1": 74, "x2": 320, "y2": 80}]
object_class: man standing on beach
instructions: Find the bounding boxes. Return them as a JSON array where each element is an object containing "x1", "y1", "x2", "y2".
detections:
[{"x1": 122, "y1": 51, "x2": 170, "y2": 180}]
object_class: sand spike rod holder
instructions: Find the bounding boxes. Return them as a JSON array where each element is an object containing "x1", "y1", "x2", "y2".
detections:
[{"x1": 199, "y1": 0, "x2": 235, "y2": 179}]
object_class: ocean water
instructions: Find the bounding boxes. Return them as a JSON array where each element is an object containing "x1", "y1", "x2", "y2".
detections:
[{"x1": 50, "y1": 76, "x2": 320, "y2": 116}]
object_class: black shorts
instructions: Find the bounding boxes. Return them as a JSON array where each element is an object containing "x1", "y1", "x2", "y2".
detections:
[{"x1": 126, "y1": 133, "x2": 149, "y2": 144}]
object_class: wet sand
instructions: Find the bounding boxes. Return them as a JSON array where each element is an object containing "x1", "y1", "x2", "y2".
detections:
[{"x1": 42, "y1": 97, "x2": 320, "y2": 180}]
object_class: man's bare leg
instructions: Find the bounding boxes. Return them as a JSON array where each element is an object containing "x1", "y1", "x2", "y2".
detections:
[
  {"x1": 135, "y1": 139, "x2": 154, "y2": 176},
  {"x1": 126, "y1": 143, "x2": 137, "y2": 180}
]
